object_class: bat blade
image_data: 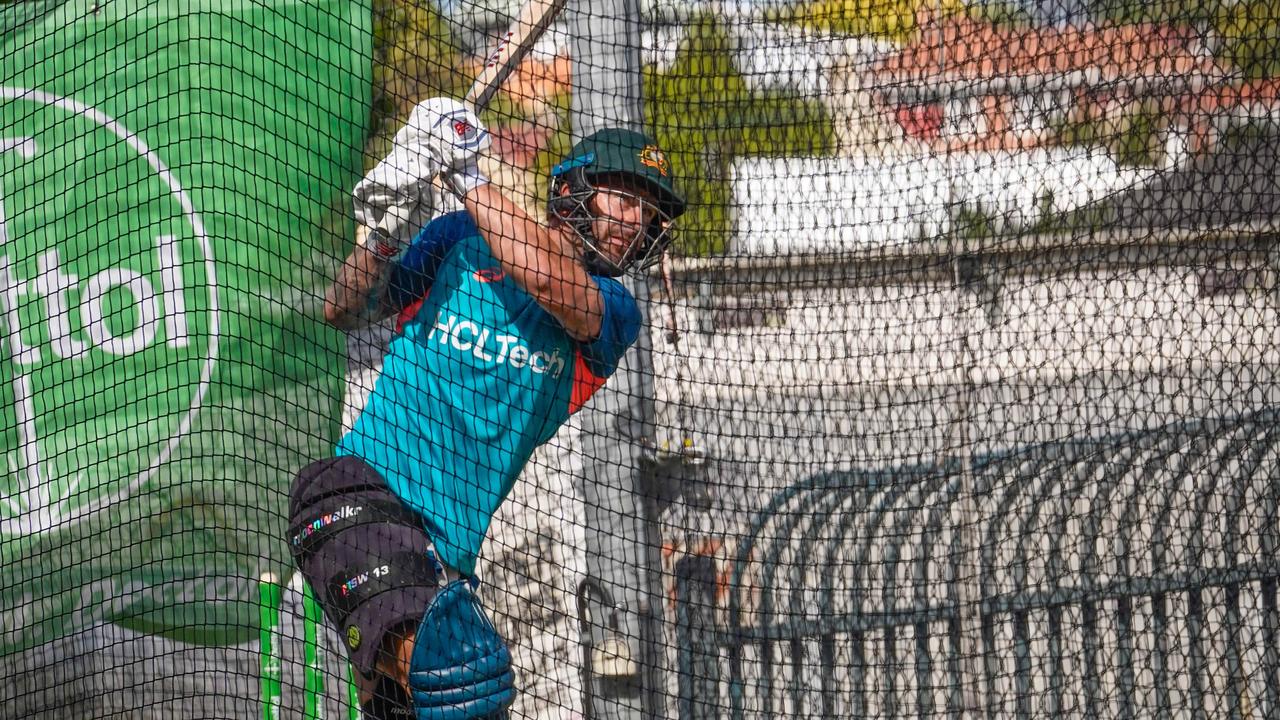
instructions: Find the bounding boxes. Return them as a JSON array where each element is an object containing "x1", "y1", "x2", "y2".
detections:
[
  {"x1": 464, "y1": 0, "x2": 570, "y2": 113},
  {"x1": 369, "y1": 0, "x2": 568, "y2": 244}
]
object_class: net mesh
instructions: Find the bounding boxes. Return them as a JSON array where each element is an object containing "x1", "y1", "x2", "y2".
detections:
[{"x1": 2, "y1": 0, "x2": 1279, "y2": 717}]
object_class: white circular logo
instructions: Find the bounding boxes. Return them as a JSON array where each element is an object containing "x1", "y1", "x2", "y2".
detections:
[{"x1": 0, "y1": 86, "x2": 219, "y2": 536}]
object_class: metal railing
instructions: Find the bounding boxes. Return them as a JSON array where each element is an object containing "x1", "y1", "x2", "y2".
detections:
[{"x1": 675, "y1": 408, "x2": 1280, "y2": 719}]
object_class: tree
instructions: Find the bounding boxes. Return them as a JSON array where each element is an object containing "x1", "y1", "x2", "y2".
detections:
[
  {"x1": 367, "y1": 0, "x2": 467, "y2": 165},
  {"x1": 773, "y1": 0, "x2": 995, "y2": 40},
  {"x1": 643, "y1": 13, "x2": 837, "y2": 256},
  {"x1": 1213, "y1": 0, "x2": 1280, "y2": 79}
]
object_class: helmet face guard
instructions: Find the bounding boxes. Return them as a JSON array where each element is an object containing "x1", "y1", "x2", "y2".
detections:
[
  {"x1": 546, "y1": 129, "x2": 686, "y2": 278},
  {"x1": 548, "y1": 165, "x2": 675, "y2": 277}
]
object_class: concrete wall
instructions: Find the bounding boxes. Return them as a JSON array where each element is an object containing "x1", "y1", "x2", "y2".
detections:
[
  {"x1": 651, "y1": 246, "x2": 1280, "y2": 474},
  {"x1": 648, "y1": 242, "x2": 1280, "y2": 718}
]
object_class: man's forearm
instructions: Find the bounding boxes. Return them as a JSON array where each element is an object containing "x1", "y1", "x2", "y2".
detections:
[
  {"x1": 463, "y1": 185, "x2": 564, "y2": 286},
  {"x1": 462, "y1": 184, "x2": 603, "y2": 340},
  {"x1": 324, "y1": 241, "x2": 397, "y2": 330}
]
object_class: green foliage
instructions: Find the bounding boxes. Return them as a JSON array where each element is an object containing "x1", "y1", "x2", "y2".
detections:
[
  {"x1": 1113, "y1": 105, "x2": 1164, "y2": 166},
  {"x1": 1091, "y1": 0, "x2": 1214, "y2": 24},
  {"x1": 527, "y1": 92, "x2": 576, "y2": 198},
  {"x1": 367, "y1": 0, "x2": 466, "y2": 165},
  {"x1": 642, "y1": 14, "x2": 837, "y2": 256},
  {"x1": 769, "y1": 0, "x2": 924, "y2": 40},
  {"x1": 1029, "y1": 190, "x2": 1058, "y2": 233},
  {"x1": 1054, "y1": 116, "x2": 1101, "y2": 147},
  {"x1": 1219, "y1": 121, "x2": 1276, "y2": 151},
  {"x1": 1214, "y1": 0, "x2": 1280, "y2": 79},
  {"x1": 953, "y1": 202, "x2": 1000, "y2": 239},
  {"x1": 775, "y1": 0, "x2": 1030, "y2": 39},
  {"x1": 965, "y1": 0, "x2": 1035, "y2": 27},
  {"x1": 1053, "y1": 101, "x2": 1168, "y2": 168},
  {"x1": 770, "y1": 0, "x2": 982, "y2": 40}
]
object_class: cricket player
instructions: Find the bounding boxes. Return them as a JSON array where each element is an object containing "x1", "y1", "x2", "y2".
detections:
[{"x1": 285, "y1": 97, "x2": 685, "y2": 719}]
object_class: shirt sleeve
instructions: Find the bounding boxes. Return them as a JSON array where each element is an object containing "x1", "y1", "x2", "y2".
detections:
[
  {"x1": 578, "y1": 275, "x2": 642, "y2": 378},
  {"x1": 386, "y1": 211, "x2": 474, "y2": 310}
]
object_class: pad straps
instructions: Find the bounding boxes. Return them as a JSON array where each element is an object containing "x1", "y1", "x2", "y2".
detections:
[
  {"x1": 327, "y1": 550, "x2": 443, "y2": 619},
  {"x1": 287, "y1": 496, "x2": 425, "y2": 555}
]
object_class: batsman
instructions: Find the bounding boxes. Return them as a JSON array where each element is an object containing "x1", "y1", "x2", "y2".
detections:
[{"x1": 285, "y1": 96, "x2": 685, "y2": 719}]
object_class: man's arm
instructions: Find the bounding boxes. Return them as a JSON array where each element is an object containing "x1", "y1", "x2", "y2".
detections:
[
  {"x1": 325, "y1": 213, "x2": 470, "y2": 330},
  {"x1": 403, "y1": 96, "x2": 606, "y2": 341},
  {"x1": 461, "y1": 184, "x2": 605, "y2": 342},
  {"x1": 335, "y1": 100, "x2": 457, "y2": 331},
  {"x1": 323, "y1": 239, "x2": 399, "y2": 330}
]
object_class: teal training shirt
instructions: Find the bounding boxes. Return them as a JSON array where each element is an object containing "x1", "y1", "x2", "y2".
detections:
[{"x1": 336, "y1": 211, "x2": 642, "y2": 576}]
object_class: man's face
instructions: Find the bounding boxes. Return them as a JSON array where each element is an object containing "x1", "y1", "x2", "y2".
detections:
[{"x1": 585, "y1": 175, "x2": 661, "y2": 269}]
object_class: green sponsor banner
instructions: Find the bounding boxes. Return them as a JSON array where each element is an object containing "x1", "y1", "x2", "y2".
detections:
[{"x1": 0, "y1": 0, "x2": 368, "y2": 651}]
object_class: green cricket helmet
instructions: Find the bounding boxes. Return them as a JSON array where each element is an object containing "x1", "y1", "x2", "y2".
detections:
[{"x1": 547, "y1": 128, "x2": 686, "y2": 277}]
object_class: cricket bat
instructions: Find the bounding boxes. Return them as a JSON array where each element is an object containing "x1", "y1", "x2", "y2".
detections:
[
  {"x1": 373, "y1": 0, "x2": 570, "y2": 242},
  {"x1": 465, "y1": 0, "x2": 571, "y2": 113}
]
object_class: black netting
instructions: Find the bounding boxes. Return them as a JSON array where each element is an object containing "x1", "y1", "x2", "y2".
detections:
[{"x1": 3, "y1": 0, "x2": 1279, "y2": 717}]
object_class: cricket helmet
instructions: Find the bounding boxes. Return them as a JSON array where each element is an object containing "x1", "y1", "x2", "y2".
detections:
[{"x1": 548, "y1": 128, "x2": 686, "y2": 276}]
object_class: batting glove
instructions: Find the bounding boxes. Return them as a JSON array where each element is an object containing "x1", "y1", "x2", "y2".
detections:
[
  {"x1": 353, "y1": 142, "x2": 442, "y2": 258},
  {"x1": 406, "y1": 97, "x2": 492, "y2": 199}
]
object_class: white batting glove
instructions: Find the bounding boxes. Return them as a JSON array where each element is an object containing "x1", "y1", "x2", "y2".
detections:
[
  {"x1": 404, "y1": 97, "x2": 492, "y2": 198},
  {"x1": 352, "y1": 142, "x2": 442, "y2": 258}
]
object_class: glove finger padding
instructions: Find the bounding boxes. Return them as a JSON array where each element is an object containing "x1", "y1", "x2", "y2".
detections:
[
  {"x1": 412, "y1": 676, "x2": 516, "y2": 710},
  {"x1": 409, "y1": 580, "x2": 515, "y2": 720},
  {"x1": 353, "y1": 144, "x2": 442, "y2": 255},
  {"x1": 355, "y1": 145, "x2": 440, "y2": 218},
  {"x1": 410, "y1": 649, "x2": 512, "y2": 690},
  {"x1": 405, "y1": 98, "x2": 491, "y2": 168}
]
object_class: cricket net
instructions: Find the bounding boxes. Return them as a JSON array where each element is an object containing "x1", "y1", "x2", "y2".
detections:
[{"x1": 2, "y1": 0, "x2": 1278, "y2": 718}]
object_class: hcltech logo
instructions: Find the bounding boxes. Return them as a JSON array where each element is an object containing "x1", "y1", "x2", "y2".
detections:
[
  {"x1": 0, "y1": 87, "x2": 219, "y2": 537},
  {"x1": 427, "y1": 311, "x2": 566, "y2": 378}
]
